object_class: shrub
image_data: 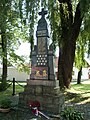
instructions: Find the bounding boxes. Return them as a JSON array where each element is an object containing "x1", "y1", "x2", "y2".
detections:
[
  {"x1": 61, "y1": 107, "x2": 84, "y2": 120},
  {"x1": 0, "y1": 98, "x2": 12, "y2": 108}
]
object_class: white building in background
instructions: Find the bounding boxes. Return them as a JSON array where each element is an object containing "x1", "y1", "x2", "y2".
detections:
[
  {"x1": 0, "y1": 66, "x2": 29, "y2": 81},
  {"x1": 72, "y1": 67, "x2": 89, "y2": 80},
  {"x1": 55, "y1": 56, "x2": 90, "y2": 80},
  {"x1": 72, "y1": 55, "x2": 90, "y2": 80}
]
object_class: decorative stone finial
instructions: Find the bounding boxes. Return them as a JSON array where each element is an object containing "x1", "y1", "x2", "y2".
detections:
[{"x1": 39, "y1": 8, "x2": 47, "y2": 18}]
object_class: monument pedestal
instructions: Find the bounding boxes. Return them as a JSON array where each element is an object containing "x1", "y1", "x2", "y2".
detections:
[{"x1": 19, "y1": 79, "x2": 64, "y2": 114}]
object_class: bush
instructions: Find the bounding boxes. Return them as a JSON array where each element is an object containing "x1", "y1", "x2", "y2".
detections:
[
  {"x1": 61, "y1": 107, "x2": 84, "y2": 120},
  {"x1": 0, "y1": 98, "x2": 12, "y2": 108}
]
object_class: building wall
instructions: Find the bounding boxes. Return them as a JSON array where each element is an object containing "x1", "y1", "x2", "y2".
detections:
[
  {"x1": 0, "y1": 67, "x2": 29, "y2": 81},
  {"x1": 72, "y1": 67, "x2": 89, "y2": 80},
  {"x1": 54, "y1": 57, "x2": 89, "y2": 80}
]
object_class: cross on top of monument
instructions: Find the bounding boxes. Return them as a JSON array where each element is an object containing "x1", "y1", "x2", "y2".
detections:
[{"x1": 39, "y1": 8, "x2": 47, "y2": 18}]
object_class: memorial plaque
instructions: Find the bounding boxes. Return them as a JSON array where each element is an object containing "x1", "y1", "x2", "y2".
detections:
[
  {"x1": 37, "y1": 30, "x2": 47, "y2": 37},
  {"x1": 30, "y1": 67, "x2": 48, "y2": 80}
]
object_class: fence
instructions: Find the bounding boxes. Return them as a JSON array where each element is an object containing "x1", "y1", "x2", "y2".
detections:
[{"x1": 0, "y1": 77, "x2": 25, "y2": 95}]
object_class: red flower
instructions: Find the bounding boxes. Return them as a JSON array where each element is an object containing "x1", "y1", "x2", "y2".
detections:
[{"x1": 28, "y1": 100, "x2": 40, "y2": 108}]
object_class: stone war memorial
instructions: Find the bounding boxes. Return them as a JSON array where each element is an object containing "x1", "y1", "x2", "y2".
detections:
[{"x1": 19, "y1": 8, "x2": 64, "y2": 115}]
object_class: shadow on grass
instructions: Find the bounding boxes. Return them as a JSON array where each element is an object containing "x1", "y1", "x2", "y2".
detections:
[
  {"x1": 82, "y1": 91, "x2": 90, "y2": 94},
  {"x1": 65, "y1": 92, "x2": 90, "y2": 104}
]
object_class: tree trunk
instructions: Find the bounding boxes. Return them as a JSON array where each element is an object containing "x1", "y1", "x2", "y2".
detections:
[
  {"x1": 58, "y1": 39, "x2": 76, "y2": 88},
  {"x1": 58, "y1": 48, "x2": 64, "y2": 88},
  {"x1": 77, "y1": 66, "x2": 82, "y2": 84},
  {"x1": 1, "y1": 32, "x2": 7, "y2": 84},
  {"x1": 58, "y1": 1, "x2": 83, "y2": 88}
]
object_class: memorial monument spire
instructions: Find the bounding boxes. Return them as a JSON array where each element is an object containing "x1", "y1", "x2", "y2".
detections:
[
  {"x1": 39, "y1": 8, "x2": 47, "y2": 18},
  {"x1": 30, "y1": 8, "x2": 55, "y2": 80},
  {"x1": 19, "y1": 8, "x2": 64, "y2": 115}
]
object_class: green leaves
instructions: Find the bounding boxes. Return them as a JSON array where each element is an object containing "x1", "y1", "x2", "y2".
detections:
[
  {"x1": 61, "y1": 107, "x2": 84, "y2": 120},
  {"x1": 0, "y1": 98, "x2": 12, "y2": 108}
]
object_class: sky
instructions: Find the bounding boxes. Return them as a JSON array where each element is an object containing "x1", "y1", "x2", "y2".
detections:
[
  {"x1": 15, "y1": 42, "x2": 30, "y2": 56},
  {"x1": 15, "y1": 42, "x2": 59, "y2": 58}
]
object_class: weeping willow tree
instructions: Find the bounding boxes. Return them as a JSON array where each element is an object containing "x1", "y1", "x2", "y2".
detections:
[
  {"x1": 47, "y1": 0, "x2": 90, "y2": 88},
  {"x1": 0, "y1": 0, "x2": 37, "y2": 90},
  {"x1": 0, "y1": 0, "x2": 90, "y2": 90},
  {"x1": 39, "y1": 0, "x2": 90, "y2": 88},
  {"x1": 18, "y1": 0, "x2": 90, "y2": 88},
  {"x1": 0, "y1": 0, "x2": 13, "y2": 88},
  {"x1": 75, "y1": 10, "x2": 90, "y2": 69}
]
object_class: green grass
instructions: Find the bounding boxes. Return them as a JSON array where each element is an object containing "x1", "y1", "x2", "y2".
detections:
[
  {"x1": 65, "y1": 83, "x2": 90, "y2": 104},
  {"x1": 0, "y1": 82, "x2": 25, "y2": 102},
  {"x1": 72, "y1": 84, "x2": 90, "y2": 91}
]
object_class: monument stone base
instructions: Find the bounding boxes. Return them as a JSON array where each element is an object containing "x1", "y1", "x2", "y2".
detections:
[{"x1": 19, "y1": 79, "x2": 64, "y2": 115}]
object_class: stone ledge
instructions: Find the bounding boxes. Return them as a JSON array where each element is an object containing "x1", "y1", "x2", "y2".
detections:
[{"x1": 27, "y1": 79, "x2": 59, "y2": 87}]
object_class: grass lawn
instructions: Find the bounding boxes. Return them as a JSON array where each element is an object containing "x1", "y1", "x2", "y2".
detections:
[
  {"x1": 65, "y1": 82, "x2": 90, "y2": 104},
  {"x1": 0, "y1": 82, "x2": 25, "y2": 102}
]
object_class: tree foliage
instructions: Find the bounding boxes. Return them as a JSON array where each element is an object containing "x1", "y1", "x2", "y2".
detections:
[
  {"x1": 0, "y1": 1, "x2": 31, "y2": 70},
  {"x1": 0, "y1": 0, "x2": 31, "y2": 88}
]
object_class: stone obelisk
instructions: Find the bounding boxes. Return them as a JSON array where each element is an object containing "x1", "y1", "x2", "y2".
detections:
[{"x1": 19, "y1": 8, "x2": 64, "y2": 114}]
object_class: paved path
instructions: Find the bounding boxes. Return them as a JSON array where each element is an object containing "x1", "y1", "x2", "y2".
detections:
[
  {"x1": 0, "y1": 103, "x2": 90, "y2": 120},
  {"x1": 0, "y1": 98, "x2": 90, "y2": 120},
  {"x1": 68, "y1": 79, "x2": 90, "y2": 120},
  {"x1": 65, "y1": 103, "x2": 90, "y2": 120}
]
